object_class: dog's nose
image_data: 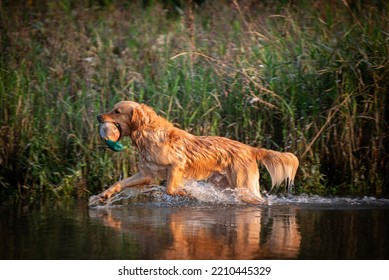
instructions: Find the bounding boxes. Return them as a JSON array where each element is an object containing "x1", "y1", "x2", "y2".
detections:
[{"x1": 97, "y1": 114, "x2": 103, "y2": 123}]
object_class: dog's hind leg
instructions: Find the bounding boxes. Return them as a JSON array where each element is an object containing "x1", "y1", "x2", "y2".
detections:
[{"x1": 226, "y1": 163, "x2": 264, "y2": 204}]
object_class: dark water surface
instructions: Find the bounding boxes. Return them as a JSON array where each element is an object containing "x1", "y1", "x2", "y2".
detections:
[{"x1": 1, "y1": 188, "x2": 389, "y2": 260}]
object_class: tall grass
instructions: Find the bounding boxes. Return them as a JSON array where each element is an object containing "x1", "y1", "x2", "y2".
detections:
[{"x1": 0, "y1": 0, "x2": 388, "y2": 200}]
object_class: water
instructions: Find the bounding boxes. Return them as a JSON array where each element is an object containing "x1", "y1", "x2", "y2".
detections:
[{"x1": 1, "y1": 184, "x2": 389, "y2": 259}]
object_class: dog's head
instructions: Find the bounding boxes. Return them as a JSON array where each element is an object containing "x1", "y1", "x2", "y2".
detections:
[{"x1": 97, "y1": 101, "x2": 155, "y2": 138}]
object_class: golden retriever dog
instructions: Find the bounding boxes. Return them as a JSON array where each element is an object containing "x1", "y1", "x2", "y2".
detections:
[{"x1": 96, "y1": 101, "x2": 299, "y2": 204}]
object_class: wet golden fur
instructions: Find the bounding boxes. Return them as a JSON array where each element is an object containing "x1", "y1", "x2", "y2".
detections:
[{"x1": 96, "y1": 101, "x2": 299, "y2": 204}]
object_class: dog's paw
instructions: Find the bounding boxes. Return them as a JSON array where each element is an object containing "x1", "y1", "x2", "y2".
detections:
[
  {"x1": 88, "y1": 191, "x2": 113, "y2": 207},
  {"x1": 171, "y1": 188, "x2": 192, "y2": 197},
  {"x1": 88, "y1": 195, "x2": 105, "y2": 207}
]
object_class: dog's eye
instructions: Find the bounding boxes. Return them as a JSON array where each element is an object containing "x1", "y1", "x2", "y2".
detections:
[{"x1": 114, "y1": 108, "x2": 121, "y2": 114}]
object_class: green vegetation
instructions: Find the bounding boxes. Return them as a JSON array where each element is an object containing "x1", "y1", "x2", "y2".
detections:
[{"x1": 0, "y1": 0, "x2": 388, "y2": 200}]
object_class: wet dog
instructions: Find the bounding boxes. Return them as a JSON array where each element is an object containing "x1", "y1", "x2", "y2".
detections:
[{"x1": 96, "y1": 101, "x2": 299, "y2": 204}]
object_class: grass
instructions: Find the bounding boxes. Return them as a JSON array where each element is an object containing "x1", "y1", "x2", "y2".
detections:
[{"x1": 0, "y1": 0, "x2": 388, "y2": 200}]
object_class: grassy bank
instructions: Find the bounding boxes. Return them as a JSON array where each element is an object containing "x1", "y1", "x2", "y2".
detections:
[{"x1": 0, "y1": 0, "x2": 388, "y2": 200}]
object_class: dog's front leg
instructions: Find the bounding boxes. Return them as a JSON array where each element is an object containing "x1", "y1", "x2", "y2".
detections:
[
  {"x1": 165, "y1": 166, "x2": 187, "y2": 196},
  {"x1": 99, "y1": 171, "x2": 153, "y2": 202}
]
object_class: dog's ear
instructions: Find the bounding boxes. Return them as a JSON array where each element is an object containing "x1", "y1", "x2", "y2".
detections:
[
  {"x1": 131, "y1": 106, "x2": 146, "y2": 130},
  {"x1": 131, "y1": 104, "x2": 155, "y2": 129}
]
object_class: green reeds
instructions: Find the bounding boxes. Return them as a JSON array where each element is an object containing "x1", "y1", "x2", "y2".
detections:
[{"x1": 0, "y1": 0, "x2": 387, "y2": 200}]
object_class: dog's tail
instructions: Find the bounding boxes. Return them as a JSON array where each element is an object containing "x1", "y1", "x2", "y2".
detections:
[{"x1": 256, "y1": 148, "x2": 299, "y2": 191}]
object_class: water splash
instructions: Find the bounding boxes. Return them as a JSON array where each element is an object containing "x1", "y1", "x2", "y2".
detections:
[
  {"x1": 88, "y1": 182, "x2": 389, "y2": 208},
  {"x1": 88, "y1": 181, "x2": 245, "y2": 208},
  {"x1": 183, "y1": 181, "x2": 241, "y2": 204}
]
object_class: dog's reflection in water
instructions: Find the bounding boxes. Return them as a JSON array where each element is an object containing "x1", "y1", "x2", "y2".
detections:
[{"x1": 89, "y1": 205, "x2": 301, "y2": 259}]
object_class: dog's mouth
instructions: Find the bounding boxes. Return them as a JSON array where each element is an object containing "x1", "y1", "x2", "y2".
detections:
[
  {"x1": 113, "y1": 122, "x2": 122, "y2": 140},
  {"x1": 110, "y1": 122, "x2": 122, "y2": 141}
]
